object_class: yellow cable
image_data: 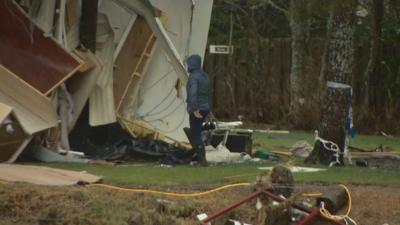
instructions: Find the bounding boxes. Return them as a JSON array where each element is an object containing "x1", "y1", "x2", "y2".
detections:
[
  {"x1": 302, "y1": 192, "x2": 323, "y2": 197},
  {"x1": 319, "y1": 184, "x2": 352, "y2": 221},
  {"x1": 88, "y1": 182, "x2": 252, "y2": 198}
]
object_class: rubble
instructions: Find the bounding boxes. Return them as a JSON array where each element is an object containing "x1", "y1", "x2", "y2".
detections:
[{"x1": 0, "y1": 0, "x2": 213, "y2": 162}]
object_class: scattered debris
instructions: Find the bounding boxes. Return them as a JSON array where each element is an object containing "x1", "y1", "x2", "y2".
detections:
[
  {"x1": 0, "y1": 0, "x2": 214, "y2": 162},
  {"x1": 258, "y1": 166, "x2": 327, "y2": 173},
  {"x1": 290, "y1": 140, "x2": 313, "y2": 158}
]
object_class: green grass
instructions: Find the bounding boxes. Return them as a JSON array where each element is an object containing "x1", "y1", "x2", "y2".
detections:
[
  {"x1": 29, "y1": 131, "x2": 400, "y2": 186},
  {"x1": 36, "y1": 162, "x2": 266, "y2": 185},
  {"x1": 36, "y1": 162, "x2": 400, "y2": 186},
  {"x1": 253, "y1": 131, "x2": 400, "y2": 151}
]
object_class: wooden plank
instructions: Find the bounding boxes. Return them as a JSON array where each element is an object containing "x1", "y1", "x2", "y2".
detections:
[
  {"x1": 0, "y1": 0, "x2": 81, "y2": 95},
  {"x1": 0, "y1": 65, "x2": 58, "y2": 135}
]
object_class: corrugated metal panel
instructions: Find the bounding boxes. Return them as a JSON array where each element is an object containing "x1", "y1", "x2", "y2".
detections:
[{"x1": 89, "y1": 14, "x2": 117, "y2": 126}]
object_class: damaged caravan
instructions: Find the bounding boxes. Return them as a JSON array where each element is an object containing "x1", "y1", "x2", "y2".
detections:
[{"x1": 0, "y1": 0, "x2": 213, "y2": 162}]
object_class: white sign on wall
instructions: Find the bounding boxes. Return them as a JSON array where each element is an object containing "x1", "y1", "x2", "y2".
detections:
[{"x1": 209, "y1": 45, "x2": 234, "y2": 54}]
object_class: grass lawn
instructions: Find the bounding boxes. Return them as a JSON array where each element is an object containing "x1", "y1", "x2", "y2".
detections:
[
  {"x1": 33, "y1": 131, "x2": 400, "y2": 187},
  {"x1": 253, "y1": 131, "x2": 400, "y2": 151}
]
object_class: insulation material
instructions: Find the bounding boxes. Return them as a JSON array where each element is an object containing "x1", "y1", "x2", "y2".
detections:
[
  {"x1": 89, "y1": 14, "x2": 117, "y2": 126},
  {"x1": 0, "y1": 0, "x2": 82, "y2": 95},
  {"x1": 0, "y1": 164, "x2": 101, "y2": 186},
  {"x1": 136, "y1": 0, "x2": 214, "y2": 141},
  {"x1": 0, "y1": 65, "x2": 58, "y2": 135}
]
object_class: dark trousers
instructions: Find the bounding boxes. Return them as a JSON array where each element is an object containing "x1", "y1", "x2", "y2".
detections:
[{"x1": 189, "y1": 110, "x2": 209, "y2": 146}]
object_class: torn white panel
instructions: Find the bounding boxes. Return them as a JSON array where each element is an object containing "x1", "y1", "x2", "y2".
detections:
[
  {"x1": 0, "y1": 65, "x2": 58, "y2": 135},
  {"x1": 69, "y1": 51, "x2": 103, "y2": 130},
  {"x1": 189, "y1": 0, "x2": 214, "y2": 58},
  {"x1": 99, "y1": 0, "x2": 137, "y2": 47},
  {"x1": 31, "y1": 145, "x2": 89, "y2": 163},
  {"x1": 114, "y1": 0, "x2": 188, "y2": 84},
  {"x1": 258, "y1": 166, "x2": 327, "y2": 173},
  {"x1": 136, "y1": 0, "x2": 213, "y2": 141},
  {"x1": 149, "y1": 0, "x2": 213, "y2": 60},
  {"x1": 33, "y1": 0, "x2": 57, "y2": 34},
  {"x1": 89, "y1": 14, "x2": 117, "y2": 126}
]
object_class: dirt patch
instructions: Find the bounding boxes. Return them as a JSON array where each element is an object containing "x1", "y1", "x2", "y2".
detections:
[{"x1": 0, "y1": 182, "x2": 399, "y2": 225}]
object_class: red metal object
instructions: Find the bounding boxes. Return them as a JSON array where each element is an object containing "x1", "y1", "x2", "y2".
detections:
[
  {"x1": 199, "y1": 190, "x2": 264, "y2": 225},
  {"x1": 198, "y1": 189, "x2": 346, "y2": 225},
  {"x1": 296, "y1": 209, "x2": 319, "y2": 225}
]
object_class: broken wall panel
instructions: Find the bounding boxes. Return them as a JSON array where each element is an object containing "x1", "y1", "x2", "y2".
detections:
[
  {"x1": 88, "y1": 13, "x2": 117, "y2": 126},
  {"x1": 0, "y1": 103, "x2": 30, "y2": 162},
  {"x1": 135, "y1": 0, "x2": 214, "y2": 142},
  {"x1": 0, "y1": 65, "x2": 58, "y2": 135},
  {"x1": 113, "y1": 16, "x2": 157, "y2": 118},
  {"x1": 0, "y1": 0, "x2": 81, "y2": 95},
  {"x1": 67, "y1": 51, "x2": 103, "y2": 129}
]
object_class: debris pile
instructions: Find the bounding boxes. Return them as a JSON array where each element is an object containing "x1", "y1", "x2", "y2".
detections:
[{"x1": 0, "y1": 0, "x2": 213, "y2": 163}]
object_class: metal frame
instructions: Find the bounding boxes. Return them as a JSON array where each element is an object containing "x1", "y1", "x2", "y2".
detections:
[{"x1": 199, "y1": 190, "x2": 345, "y2": 225}]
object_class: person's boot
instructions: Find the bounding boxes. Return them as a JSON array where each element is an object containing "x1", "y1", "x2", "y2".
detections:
[{"x1": 197, "y1": 144, "x2": 208, "y2": 166}]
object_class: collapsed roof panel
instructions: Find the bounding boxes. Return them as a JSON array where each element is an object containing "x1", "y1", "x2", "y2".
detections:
[
  {"x1": 114, "y1": 16, "x2": 157, "y2": 118},
  {"x1": 0, "y1": 0, "x2": 82, "y2": 95},
  {"x1": 89, "y1": 13, "x2": 117, "y2": 126},
  {"x1": 115, "y1": 0, "x2": 188, "y2": 84},
  {"x1": 0, "y1": 65, "x2": 58, "y2": 135},
  {"x1": 136, "y1": 0, "x2": 214, "y2": 142}
]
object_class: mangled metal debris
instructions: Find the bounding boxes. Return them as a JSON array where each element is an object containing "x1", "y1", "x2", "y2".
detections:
[{"x1": 0, "y1": 0, "x2": 214, "y2": 162}]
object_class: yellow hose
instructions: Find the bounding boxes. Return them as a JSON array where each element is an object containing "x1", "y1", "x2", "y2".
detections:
[
  {"x1": 319, "y1": 184, "x2": 352, "y2": 221},
  {"x1": 88, "y1": 182, "x2": 252, "y2": 197},
  {"x1": 89, "y1": 182, "x2": 323, "y2": 199}
]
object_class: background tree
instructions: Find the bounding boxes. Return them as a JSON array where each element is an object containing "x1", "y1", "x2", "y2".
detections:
[{"x1": 305, "y1": 0, "x2": 356, "y2": 165}]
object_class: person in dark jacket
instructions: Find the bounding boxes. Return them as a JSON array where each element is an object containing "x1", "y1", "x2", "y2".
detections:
[{"x1": 186, "y1": 54, "x2": 210, "y2": 165}]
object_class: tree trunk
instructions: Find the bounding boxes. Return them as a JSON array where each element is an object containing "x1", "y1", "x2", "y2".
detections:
[
  {"x1": 305, "y1": 1, "x2": 355, "y2": 166},
  {"x1": 363, "y1": 0, "x2": 384, "y2": 115},
  {"x1": 288, "y1": 0, "x2": 310, "y2": 128}
]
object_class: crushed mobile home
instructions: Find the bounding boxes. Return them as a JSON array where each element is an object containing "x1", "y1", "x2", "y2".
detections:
[{"x1": 0, "y1": 0, "x2": 213, "y2": 162}]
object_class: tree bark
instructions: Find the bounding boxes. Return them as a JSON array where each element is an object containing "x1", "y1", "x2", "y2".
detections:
[
  {"x1": 363, "y1": 0, "x2": 384, "y2": 114},
  {"x1": 305, "y1": 1, "x2": 356, "y2": 166},
  {"x1": 288, "y1": 0, "x2": 310, "y2": 128}
]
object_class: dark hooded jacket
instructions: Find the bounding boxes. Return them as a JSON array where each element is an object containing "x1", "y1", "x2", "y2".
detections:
[{"x1": 186, "y1": 54, "x2": 210, "y2": 113}]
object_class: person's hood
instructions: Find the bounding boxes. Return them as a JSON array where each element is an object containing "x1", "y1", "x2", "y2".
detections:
[{"x1": 187, "y1": 54, "x2": 202, "y2": 73}]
